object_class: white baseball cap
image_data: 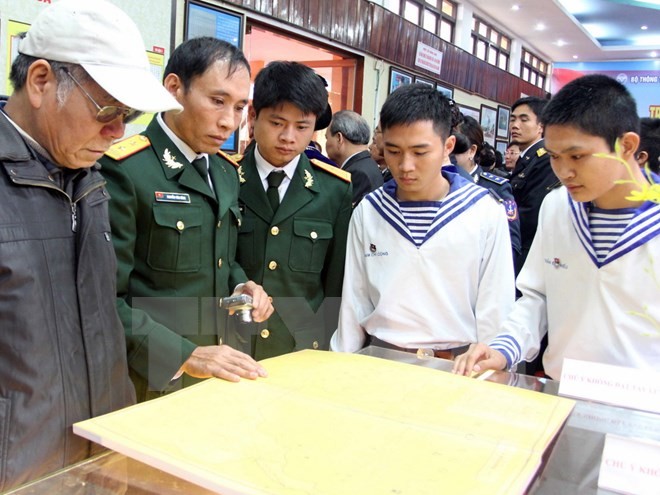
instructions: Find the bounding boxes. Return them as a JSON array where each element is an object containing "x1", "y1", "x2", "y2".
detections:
[{"x1": 19, "y1": 0, "x2": 182, "y2": 114}]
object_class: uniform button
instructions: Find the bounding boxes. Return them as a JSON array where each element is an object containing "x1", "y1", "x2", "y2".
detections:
[
  {"x1": 176, "y1": 220, "x2": 185, "y2": 231},
  {"x1": 217, "y1": 220, "x2": 222, "y2": 228},
  {"x1": 312, "y1": 341, "x2": 319, "y2": 350},
  {"x1": 268, "y1": 260, "x2": 278, "y2": 270},
  {"x1": 260, "y1": 329, "x2": 270, "y2": 339},
  {"x1": 217, "y1": 258, "x2": 223, "y2": 268},
  {"x1": 270, "y1": 226, "x2": 280, "y2": 236},
  {"x1": 310, "y1": 231, "x2": 318, "y2": 240}
]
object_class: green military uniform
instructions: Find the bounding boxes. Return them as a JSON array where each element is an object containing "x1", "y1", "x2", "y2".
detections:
[
  {"x1": 99, "y1": 118, "x2": 247, "y2": 399},
  {"x1": 236, "y1": 148, "x2": 352, "y2": 359}
]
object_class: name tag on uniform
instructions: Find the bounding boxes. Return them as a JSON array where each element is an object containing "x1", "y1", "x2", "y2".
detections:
[{"x1": 154, "y1": 191, "x2": 191, "y2": 203}]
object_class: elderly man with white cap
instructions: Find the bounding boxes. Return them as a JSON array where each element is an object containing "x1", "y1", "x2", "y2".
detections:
[{"x1": 0, "y1": 0, "x2": 181, "y2": 490}]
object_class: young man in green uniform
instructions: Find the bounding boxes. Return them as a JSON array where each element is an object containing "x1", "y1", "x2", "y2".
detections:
[
  {"x1": 100, "y1": 38, "x2": 273, "y2": 400},
  {"x1": 236, "y1": 61, "x2": 353, "y2": 359}
]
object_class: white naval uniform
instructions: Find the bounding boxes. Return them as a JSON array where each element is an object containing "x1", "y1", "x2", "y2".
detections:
[
  {"x1": 490, "y1": 187, "x2": 660, "y2": 380},
  {"x1": 330, "y1": 170, "x2": 515, "y2": 353}
]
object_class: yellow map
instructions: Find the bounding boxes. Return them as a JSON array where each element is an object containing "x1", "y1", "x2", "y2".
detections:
[{"x1": 74, "y1": 350, "x2": 574, "y2": 495}]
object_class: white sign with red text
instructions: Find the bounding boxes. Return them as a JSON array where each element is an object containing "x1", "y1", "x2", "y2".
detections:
[
  {"x1": 415, "y1": 42, "x2": 443, "y2": 75},
  {"x1": 559, "y1": 359, "x2": 660, "y2": 414},
  {"x1": 598, "y1": 434, "x2": 660, "y2": 495}
]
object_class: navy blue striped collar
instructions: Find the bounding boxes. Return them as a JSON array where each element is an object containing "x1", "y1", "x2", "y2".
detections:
[
  {"x1": 567, "y1": 186, "x2": 660, "y2": 267},
  {"x1": 366, "y1": 169, "x2": 488, "y2": 247}
]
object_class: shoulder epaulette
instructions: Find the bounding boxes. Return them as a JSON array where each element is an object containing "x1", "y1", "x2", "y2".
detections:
[
  {"x1": 104, "y1": 135, "x2": 150, "y2": 161},
  {"x1": 217, "y1": 150, "x2": 240, "y2": 168},
  {"x1": 310, "y1": 158, "x2": 351, "y2": 183},
  {"x1": 480, "y1": 171, "x2": 508, "y2": 185},
  {"x1": 537, "y1": 147, "x2": 547, "y2": 157},
  {"x1": 487, "y1": 189, "x2": 504, "y2": 204}
]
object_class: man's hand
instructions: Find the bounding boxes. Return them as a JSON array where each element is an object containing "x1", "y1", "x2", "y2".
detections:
[
  {"x1": 233, "y1": 281, "x2": 274, "y2": 322},
  {"x1": 180, "y1": 345, "x2": 268, "y2": 382},
  {"x1": 452, "y1": 343, "x2": 507, "y2": 376}
]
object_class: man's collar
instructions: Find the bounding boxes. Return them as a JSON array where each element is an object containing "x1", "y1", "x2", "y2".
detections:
[
  {"x1": 520, "y1": 138, "x2": 543, "y2": 159},
  {"x1": 254, "y1": 145, "x2": 300, "y2": 182},
  {"x1": 156, "y1": 113, "x2": 203, "y2": 164},
  {"x1": 340, "y1": 149, "x2": 367, "y2": 169}
]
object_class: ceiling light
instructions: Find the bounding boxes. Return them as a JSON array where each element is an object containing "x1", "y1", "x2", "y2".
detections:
[
  {"x1": 556, "y1": 39, "x2": 567, "y2": 47},
  {"x1": 651, "y1": 51, "x2": 658, "y2": 58},
  {"x1": 535, "y1": 23, "x2": 546, "y2": 31},
  {"x1": 573, "y1": 55, "x2": 579, "y2": 59},
  {"x1": 512, "y1": 4, "x2": 520, "y2": 11},
  {"x1": 641, "y1": 25, "x2": 648, "y2": 30}
]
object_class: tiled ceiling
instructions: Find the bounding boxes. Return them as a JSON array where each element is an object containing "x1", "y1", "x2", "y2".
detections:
[{"x1": 469, "y1": 0, "x2": 660, "y2": 62}]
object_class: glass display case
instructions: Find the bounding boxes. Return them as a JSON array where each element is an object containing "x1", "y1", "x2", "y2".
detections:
[{"x1": 6, "y1": 347, "x2": 660, "y2": 494}]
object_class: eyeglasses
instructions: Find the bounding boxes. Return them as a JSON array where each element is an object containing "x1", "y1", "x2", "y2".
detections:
[
  {"x1": 505, "y1": 150, "x2": 520, "y2": 156},
  {"x1": 64, "y1": 69, "x2": 143, "y2": 124}
]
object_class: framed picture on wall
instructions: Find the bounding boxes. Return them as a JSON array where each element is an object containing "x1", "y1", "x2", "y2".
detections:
[
  {"x1": 415, "y1": 76, "x2": 435, "y2": 87},
  {"x1": 496, "y1": 140, "x2": 508, "y2": 156},
  {"x1": 435, "y1": 83, "x2": 453, "y2": 100},
  {"x1": 497, "y1": 105, "x2": 511, "y2": 139},
  {"x1": 458, "y1": 105, "x2": 480, "y2": 122},
  {"x1": 480, "y1": 105, "x2": 497, "y2": 146},
  {"x1": 389, "y1": 68, "x2": 413, "y2": 94}
]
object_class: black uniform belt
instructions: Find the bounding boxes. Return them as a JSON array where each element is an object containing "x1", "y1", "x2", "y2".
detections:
[{"x1": 367, "y1": 335, "x2": 471, "y2": 361}]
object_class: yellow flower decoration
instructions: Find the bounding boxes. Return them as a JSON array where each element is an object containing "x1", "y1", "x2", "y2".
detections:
[{"x1": 593, "y1": 139, "x2": 660, "y2": 205}]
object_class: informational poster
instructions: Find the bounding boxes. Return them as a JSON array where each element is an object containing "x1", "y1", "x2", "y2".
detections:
[{"x1": 552, "y1": 61, "x2": 660, "y2": 118}]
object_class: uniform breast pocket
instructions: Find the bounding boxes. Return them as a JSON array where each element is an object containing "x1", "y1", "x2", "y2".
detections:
[
  {"x1": 147, "y1": 204, "x2": 202, "y2": 272},
  {"x1": 289, "y1": 218, "x2": 333, "y2": 273},
  {"x1": 236, "y1": 216, "x2": 257, "y2": 271}
]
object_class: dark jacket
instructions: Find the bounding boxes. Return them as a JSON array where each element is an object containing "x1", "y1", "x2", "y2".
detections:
[
  {"x1": 99, "y1": 118, "x2": 248, "y2": 398},
  {"x1": 471, "y1": 165, "x2": 522, "y2": 264},
  {"x1": 510, "y1": 140, "x2": 561, "y2": 273},
  {"x1": 342, "y1": 150, "x2": 384, "y2": 206},
  {"x1": 0, "y1": 111, "x2": 134, "y2": 491},
  {"x1": 236, "y1": 149, "x2": 352, "y2": 360}
]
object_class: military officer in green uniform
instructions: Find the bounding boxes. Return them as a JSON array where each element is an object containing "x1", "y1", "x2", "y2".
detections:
[
  {"x1": 100, "y1": 38, "x2": 272, "y2": 400},
  {"x1": 236, "y1": 62, "x2": 353, "y2": 360}
]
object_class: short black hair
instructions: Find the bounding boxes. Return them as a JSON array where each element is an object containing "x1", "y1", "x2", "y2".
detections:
[
  {"x1": 639, "y1": 117, "x2": 660, "y2": 173},
  {"x1": 511, "y1": 96, "x2": 548, "y2": 120},
  {"x1": 379, "y1": 83, "x2": 453, "y2": 140},
  {"x1": 252, "y1": 61, "x2": 327, "y2": 118},
  {"x1": 541, "y1": 74, "x2": 640, "y2": 150},
  {"x1": 164, "y1": 37, "x2": 250, "y2": 91}
]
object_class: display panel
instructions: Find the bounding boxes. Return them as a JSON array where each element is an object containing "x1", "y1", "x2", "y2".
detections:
[{"x1": 185, "y1": 2, "x2": 245, "y2": 152}]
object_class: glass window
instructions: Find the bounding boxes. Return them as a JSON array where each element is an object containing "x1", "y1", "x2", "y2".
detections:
[
  {"x1": 426, "y1": 0, "x2": 438, "y2": 7},
  {"x1": 383, "y1": 0, "x2": 400, "y2": 15},
  {"x1": 471, "y1": 16, "x2": 510, "y2": 70},
  {"x1": 488, "y1": 46, "x2": 498, "y2": 65},
  {"x1": 440, "y1": 19, "x2": 453, "y2": 41},
  {"x1": 498, "y1": 53, "x2": 508, "y2": 70},
  {"x1": 404, "y1": 1, "x2": 420, "y2": 23},
  {"x1": 478, "y1": 22, "x2": 488, "y2": 37},
  {"x1": 521, "y1": 48, "x2": 549, "y2": 88},
  {"x1": 442, "y1": 0, "x2": 455, "y2": 17},
  {"x1": 476, "y1": 39, "x2": 486, "y2": 60},
  {"x1": 423, "y1": 10, "x2": 438, "y2": 33}
]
